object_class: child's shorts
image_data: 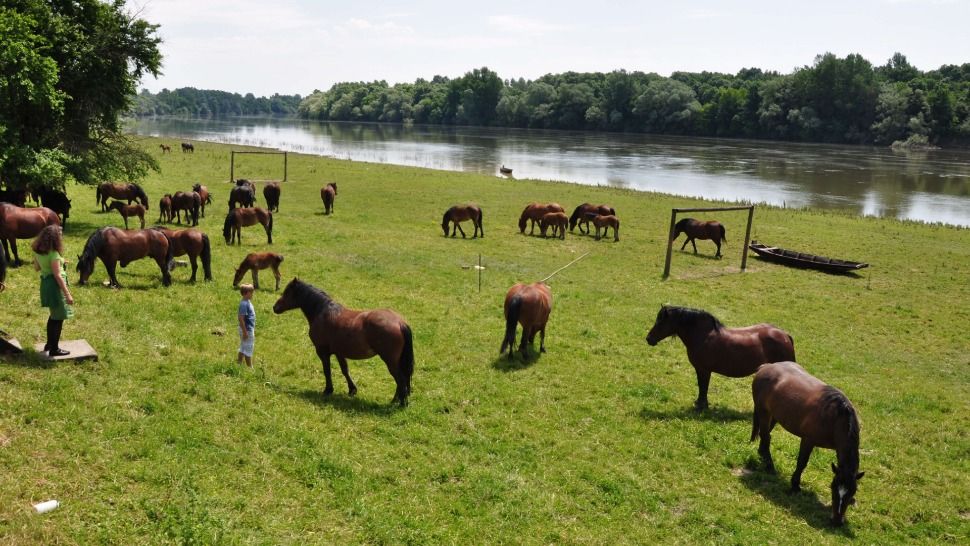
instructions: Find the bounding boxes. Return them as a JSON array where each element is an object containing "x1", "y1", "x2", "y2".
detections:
[{"x1": 238, "y1": 327, "x2": 255, "y2": 357}]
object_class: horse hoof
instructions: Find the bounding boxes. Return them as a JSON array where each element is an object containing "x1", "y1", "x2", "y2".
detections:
[
  {"x1": 540, "y1": 347, "x2": 546, "y2": 353},
  {"x1": 788, "y1": 486, "x2": 801, "y2": 495},
  {"x1": 322, "y1": 389, "x2": 334, "y2": 396},
  {"x1": 348, "y1": 388, "x2": 358, "y2": 397}
]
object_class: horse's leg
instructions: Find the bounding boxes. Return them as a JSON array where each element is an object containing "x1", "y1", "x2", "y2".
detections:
[
  {"x1": 264, "y1": 221, "x2": 272, "y2": 244},
  {"x1": 105, "y1": 260, "x2": 121, "y2": 288},
  {"x1": 123, "y1": 216, "x2": 129, "y2": 230},
  {"x1": 315, "y1": 346, "x2": 334, "y2": 395},
  {"x1": 139, "y1": 214, "x2": 145, "y2": 229},
  {"x1": 529, "y1": 219, "x2": 536, "y2": 235},
  {"x1": 691, "y1": 238, "x2": 698, "y2": 254},
  {"x1": 335, "y1": 355, "x2": 357, "y2": 396},
  {"x1": 757, "y1": 414, "x2": 776, "y2": 474},
  {"x1": 189, "y1": 253, "x2": 198, "y2": 283},
  {"x1": 680, "y1": 237, "x2": 689, "y2": 250},
  {"x1": 457, "y1": 223, "x2": 466, "y2": 238},
  {"x1": 251, "y1": 269, "x2": 259, "y2": 290},
  {"x1": 11, "y1": 239, "x2": 22, "y2": 266},
  {"x1": 378, "y1": 351, "x2": 405, "y2": 405},
  {"x1": 790, "y1": 439, "x2": 814, "y2": 492},
  {"x1": 519, "y1": 326, "x2": 532, "y2": 358},
  {"x1": 273, "y1": 265, "x2": 281, "y2": 291},
  {"x1": 539, "y1": 324, "x2": 547, "y2": 353},
  {"x1": 450, "y1": 222, "x2": 457, "y2": 237},
  {"x1": 693, "y1": 367, "x2": 711, "y2": 411},
  {"x1": 714, "y1": 240, "x2": 722, "y2": 258}
]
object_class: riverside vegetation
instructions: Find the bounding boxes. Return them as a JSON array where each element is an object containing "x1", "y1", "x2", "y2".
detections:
[{"x1": 0, "y1": 137, "x2": 967, "y2": 543}]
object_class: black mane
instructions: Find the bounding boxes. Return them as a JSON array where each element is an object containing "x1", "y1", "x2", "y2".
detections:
[
  {"x1": 820, "y1": 386, "x2": 860, "y2": 473},
  {"x1": 288, "y1": 279, "x2": 343, "y2": 317},
  {"x1": 674, "y1": 217, "x2": 695, "y2": 230},
  {"x1": 79, "y1": 227, "x2": 111, "y2": 269},
  {"x1": 666, "y1": 305, "x2": 723, "y2": 331}
]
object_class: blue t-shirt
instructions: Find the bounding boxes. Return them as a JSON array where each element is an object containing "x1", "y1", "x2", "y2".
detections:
[{"x1": 238, "y1": 299, "x2": 256, "y2": 330}]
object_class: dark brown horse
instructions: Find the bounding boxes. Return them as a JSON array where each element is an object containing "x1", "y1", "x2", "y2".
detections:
[
  {"x1": 0, "y1": 203, "x2": 60, "y2": 265},
  {"x1": 273, "y1": 278, "x2": 414, "y2": 406},
  {"x1": 441, "y1": 204, "x2": 483, "y2": 238},
  {"x1": 38, "y1": 188, "x2": 71, "y2": 227},
  {"x1": 96, "y1": 182, "x2": 149, "y2": 212},
  {"x1": 569, "y1": 203, "x2": 615, "y2": 234},
  {"x1": 229, "y1": 181, "x2": 256, "y2": 209},
  {"x1": 0, "y1": 188, "x2": 28, "y2": 207},
  {"x1": 519, "y1": 203, "x2": 565, "y2": 235},
  {"x1": 191, "y1": 184, "x2": 212, "y2": 217},
  {"x1": 501, "y1": 282, "x2": 553, "y2": 360},
  {"x1": 159, "y1": 144, "x2": 171, "y2": 153},
  {"x1": 263, "y1": 182, "x2": 281, "y2": 212},
  {"x1": 171, "y1": 191, "x2": 201, "y2": 226},
  {"x1": 181, "y1": 142, "x2": 194, "y2": 153},
  {"x1": 233, "y1": 252, "x2": 283, "y2": 290},
  {"x1": 321, "y1": 183, "x2": 337, "y2": 215},
  {"x1": 152, "y1": 227, "x2": 212, "y2": 282},
  {"x1": 539, "y1": 212, "x2": 568, "y2": 239},
  {"x1": 158, "y1": 194, "x2": 173, "y2": 223},
  {"x1": 672, "y1": 218, "x2": 727, "y2": 258},
  {"x1": 223, "y1": 207, "x2": 273, "y2": 245},
  {"x1": 645, "y1": 305, "x2": 795, "y2": 410},
  {"x1": 752, "y1": 361, "x2": 864, "y2": 526},
  {"x1": 76, "y1": 227, "x2": 172, "y2": 288},
  {"x1": 588, "y1": 213, "x2": 620, "y2": 241},
  {"x1": 108, "y1": 201, "x2": 146, "y2": 230}
]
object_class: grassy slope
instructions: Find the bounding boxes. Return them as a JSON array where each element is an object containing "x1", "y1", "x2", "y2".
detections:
[{"x1": 0, "y1": 137, "x2": 968, "y2": 544}]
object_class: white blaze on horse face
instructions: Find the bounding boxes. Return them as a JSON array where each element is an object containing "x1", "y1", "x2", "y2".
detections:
[{"x1": 837, "y1": 485, "x2": 848, "y2": 512}]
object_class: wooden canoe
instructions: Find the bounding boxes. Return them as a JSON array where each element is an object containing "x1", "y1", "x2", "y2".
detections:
[
  {"x1": 499, "y1": 165, "x2": 513, "y2": 175},
  {"x1": 748, "y1": 241, "x2": 869, "y2": 273}
]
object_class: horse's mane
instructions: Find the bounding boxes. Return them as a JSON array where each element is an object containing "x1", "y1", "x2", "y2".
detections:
[
  {"x1": 79, "y1": 227, "x2": 110, "y2": 268},
  {"x1": 820, "y1": 386, "x2": 860, "y2": 472},
  {"x1": 569, "y1": 204, "x2": 587, "y2": 223},
  {"x1": 666, "y1": 306, "x2": 723, "y2": 331},
  {"x1": 674, "y1": 217, "x2": 694, "y2": 230},
  {"x1": 130, "y1": 183, "x2": 147, "y2": 200},
  {"x1": 288, "y1": 279, "x2": 343, "y2": 317}
]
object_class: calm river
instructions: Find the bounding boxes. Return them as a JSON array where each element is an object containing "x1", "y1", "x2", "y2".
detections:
[{"x1": 127, "y1": 117, "x2": 970, "y2": 227}]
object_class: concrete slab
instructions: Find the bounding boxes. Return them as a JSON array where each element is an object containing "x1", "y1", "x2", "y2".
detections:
[
  {"x1": 0, "y1": 336, "x2": 23, "y2": 355},
  {"x1": 32, "y1": 339, "x2": 99, "y2": 362}
]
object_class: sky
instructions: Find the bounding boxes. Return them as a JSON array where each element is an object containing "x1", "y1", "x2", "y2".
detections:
[{"x1": 131, "y1": 0, "x2": 970, "y2": 97}]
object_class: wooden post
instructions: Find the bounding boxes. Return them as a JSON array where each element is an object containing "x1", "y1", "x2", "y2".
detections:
[
  {"x1": 662, "y1": 209, "x2": 678, "y2": 278},
  {"x1": 230, "y1": 151, "x2": 235, "y2": 183},
  {"x1": 740, "y1": 206, "x2": 754, "y2": 271},
  {"x1": 478, "y1": 254, "x2": 482, "y2": 293},
  {"x1": 283, "y1": 152, "x2": 288, "y2": 182}
]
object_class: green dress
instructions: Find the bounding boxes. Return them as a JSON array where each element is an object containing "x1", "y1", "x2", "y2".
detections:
[{"x1": 36, "y1": 250, "x2": 74, "y2": 320}]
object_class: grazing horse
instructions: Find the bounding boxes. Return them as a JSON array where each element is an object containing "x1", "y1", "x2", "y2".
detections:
[
  {"x1": 501, "y1": 282, "x2": 553, "y2": 360},
  {"x1": 108, "y1": 201, "x2": 146, "y2": 230},
  {"x1": 321, "y1": 183, "x2": 337, "y2": 215},
  {"x1": 672, "y1": 218, "x2": 727, "y2": 258},
  {"x1": 519, "y1": 203, "x2": 565, "y2": 235},
  {"x1": 171, "y1": 191, "x2": 201, "y2": 226},
  {"x1": 223, "y1": 207, "x2": 273, "y2": 245},
  {"x1": 181, "y1": 142, "x2": 194, "y2": 153},
  {"x1": 191, "y1": 184, "x2": 212, "y2": 217},
  {"x1": 158, "y1": 194, "x2": 173, "y2": 223},
  {"x1": 441, "y1": 204, "x2": 483, "y2": 238},
  {"x1": 0, "y1": 203, "x2": 60, "y2": 265},
  {"x1": 76, "y1": 226, "x2": 172, "y2": 288},
  {"x1": 752, "y1": 362, "x2": 864, "y2": 526},
  {"x1": 159, "y1": 144, "x2": 171, "y2": 153},
  {"x1": 229, "y1": 181, "x2": 256, "y2": 209},
  {"x1": 539, "y1": 212, "x2": 568, "y2": 239},
  {"x1": 263, "y1": 182, "x2": 281, "y2": 212},
  {"x1": 588, "y1": 213, "x2": 620, "y2": 241},
  {"x1": 273, "y1": 278, "x2": 414, "y2": 406},
  {"x1": 0, "y1": 189, "x2": 28, "y2": 207},
  {"x1": 152, "y1": 227, "x2": 212, "y2": 282},
  {"x1": 645, "y1": 305, "x2": 795, "y2": 410},
  {"x1": 38, "y1": 188, "x2": 72, "y2": 227},
  {"x1": 569, "y1": 203, "x2": 615, "y2": 234},
  {"x1": 96, "y1": 182, "x2": 149, "y2": 212},
  {"x1": 233, "y1": 252, "x2": 283, "y2": 290}
]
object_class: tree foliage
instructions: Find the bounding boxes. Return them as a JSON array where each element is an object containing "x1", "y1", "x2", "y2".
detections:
[{"x1": 131, "y1": 88, "x2": 303, "y2": 117}]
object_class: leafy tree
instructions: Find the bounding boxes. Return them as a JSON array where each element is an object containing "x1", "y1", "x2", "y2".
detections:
[{"x1": 633, "y1": 78, "x2": 700, "y2": 134}]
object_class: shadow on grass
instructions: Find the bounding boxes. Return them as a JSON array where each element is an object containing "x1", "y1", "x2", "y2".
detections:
[
  {"x1": 639, "y1": 405, "x2": 750, "y2": 422},
  {"x1": 263, "y1": 380, "x2": 399, "y2": 416},
  {"x1": 0, "y1": 349, "x2": 59, "y2": 369},
  {"x1": 749, "y1": 256, "x2": 865, "y2": 278},
  {"x1": 739, "y1": 462, "x2": 856, "y2": 536},
  {"x1": 490, "y1": 350, "x2": 541, "y2": 372},
  {"x1": 676, "y1": 249, "x2": 723, "y2": 261}
]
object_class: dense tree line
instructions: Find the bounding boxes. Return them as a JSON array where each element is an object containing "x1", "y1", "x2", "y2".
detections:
[
  {"x1": 298, "y1": 54, "x2": 970, "y2": 146},
  {"x1": 131, "y1": 88, "x2": 303, "y2": 117}
]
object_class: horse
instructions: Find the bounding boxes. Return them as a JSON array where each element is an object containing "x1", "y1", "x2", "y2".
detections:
[
  {"x1": 96, "y1": 182, "x2": 149, "y2": 212},
  {"x1": 539, "y1": 212, "x2": 568, "y2": 239},
  {"x1": 501, "y1": 282, "x2": 553, "y2": 360},
  {"x1": 76, "y1": 226, "x2": 172, "y2": 288},
  {"x1": 569, "y1": 203, "x2": 615, "y2": 234},
  {"x1": 152, "y1": 227, "x2": 212, "y2": 282},
  {"x1": 159, "y1": 144, "x2": 171, "y2": 153},
  {"x1": 108, "y1": 201, "x2": 146, "y2": 230},
  {"x1": 233, "y1": 252, "x2": 283, "y2": 290},
  {"x1": 441, "y1": 204, "x2": 483, "y2": 238},
  {"x1": 158, "y1": 194, "x2": 173, "y2": 223},
  {"x1": 181, "y1": 142, "x2": 194, "y2": 153},
  {"x1": 229, "y1": 181, "x2": 256, "y2": 210},
  {"x1": 752, "y1": 361, "x2": 865, "y2": 526},
  {"x1": 672, "y1": 218, "x2": 727, "y2": 258},
  {"x1": 38, "y1": 188, "x2": 71, "y2": 227},
  {"x1": 321, "y1": 183, "x2": 337, "y2": 215},
  {"x1": 0, "y1": 203, "x2": 60, "y2": 265},
  {"x1": 273, "y1": 278, "x2": 414, "y2": 406},
  {"x1": 263, "y1": 182, "x2": 281, "y2": 212},
  {"x1": 0, "y1": 189, "x2": 27, "y2": 207},
  {"x1": 587, "y1": 213, "x2": 620, "y2": 241},
  {"x1": 519, "y1": 203, "x2": 565, "y2": 235},
  {"x1": 191, "y1": 184, "x2": 212, "y2": 217},
  {"x1": 170, "y1": 191, "x2": 201, "y2": 226},
  {"x1": 645, "y1": 305, "x2": 795, "y2": 410},
  {"x1": 223, "y1": 207, "x2": 273, "y2": 245}
]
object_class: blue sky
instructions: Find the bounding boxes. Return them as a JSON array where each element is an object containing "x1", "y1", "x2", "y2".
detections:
[{"x1": 133, "y1": 0, "x2": 970, "y2": 96}]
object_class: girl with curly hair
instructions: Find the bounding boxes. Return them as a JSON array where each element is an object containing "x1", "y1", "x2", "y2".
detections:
[{"x1": 32, "y1": 225, "x2": 74, "y2": 356}]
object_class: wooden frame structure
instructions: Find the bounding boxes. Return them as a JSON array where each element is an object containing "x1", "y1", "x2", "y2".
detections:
[
  {"x1": 229, "y1": 150, "x2": 288, "y2": 183},
  {"x1": 662, "y1": 205, "x2": 755, "y2": 278}
]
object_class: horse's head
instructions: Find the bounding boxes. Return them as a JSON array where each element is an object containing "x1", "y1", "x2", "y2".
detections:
[
  {"x1": 645, "y1": 305, "x2": 675, "y2": 346},
  {"x1": 830, "y1": 463, "x2": 864, "y2": 526},
  {"x1": 518, "y1": 208, "x2": 530, "y2": 233},
  {"x1": 273, "y1": 278, "x2": 301, "y2": 314},
  {"x1": 76, "y1": 253, "x2": 93, "y2": 285},
  {"x1": 232, "y1": 267, "x2": 245, "y2": 288},
  {"x1": 330, "y1": 183, "x2": 337, "y2": 194}
]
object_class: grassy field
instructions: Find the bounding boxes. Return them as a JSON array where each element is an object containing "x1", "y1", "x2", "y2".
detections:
[{"x1": 1, "y1": 136, "x2": 968, "y2": 544}]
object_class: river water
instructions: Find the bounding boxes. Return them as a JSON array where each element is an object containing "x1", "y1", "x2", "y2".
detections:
[{"x1": 126, "y1": 117, "x2": 970, "y2": 227}]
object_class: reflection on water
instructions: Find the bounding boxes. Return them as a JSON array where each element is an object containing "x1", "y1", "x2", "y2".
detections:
[{"x1": 126, "y1": 117, "x2": 970, "y2": 227}]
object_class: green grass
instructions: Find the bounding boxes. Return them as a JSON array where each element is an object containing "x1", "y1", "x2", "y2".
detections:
[{"x1": 1, "y1": 136, "x2": 968, "y2": 544}]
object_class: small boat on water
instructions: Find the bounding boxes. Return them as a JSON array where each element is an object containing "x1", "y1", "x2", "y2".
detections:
[
  {"x1": 748, "y1": 241, "x2": 869, "y2": 274},
  {"x1": 499, "y1": 165, "x2": 513, "y2": 175}
]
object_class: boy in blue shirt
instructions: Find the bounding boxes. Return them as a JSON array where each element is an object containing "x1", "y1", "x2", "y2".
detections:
[{"x1": 237, "y1": 284, "x2": 256, "y2": 367}]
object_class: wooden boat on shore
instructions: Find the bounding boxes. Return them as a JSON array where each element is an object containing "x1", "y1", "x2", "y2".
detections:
[
  {"x1": 499, "y1": 165, "x2": 513, "y2": 175},
  {"x1": 748, "y1": 241, "x2": 869, "y2": 273}
]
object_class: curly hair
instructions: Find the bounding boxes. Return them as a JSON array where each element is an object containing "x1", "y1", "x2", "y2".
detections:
[{"x1": 31, "y1": 225, "x2": 64, "y2": 255}]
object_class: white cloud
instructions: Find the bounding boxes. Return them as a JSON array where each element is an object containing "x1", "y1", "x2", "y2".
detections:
[{"x1": 486, "y1": 15, "x2": 571, "y2": 34}]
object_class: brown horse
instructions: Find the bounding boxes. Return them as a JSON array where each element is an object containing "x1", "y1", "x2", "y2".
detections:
[
  {"x1": 645, "y1": 305, "x2": 795, "y2": 410},
  {"x1": 501, "y1": 282, "x2": 553, "y2": 360},
  {"x1": 569, "y1": 203, "x2": 616, "y2": 234},
  {"x1": 0, "y1": 203, "x2": 61, "y2": 265},
  {"x1": 76, "y1": 226, "x2": 172, "y2": 288},
  {"x1": 152, "y1": 227, "x2": 212, "y2": 282},
  {"x1": 158, "y1": 194, "x2": 173, "y2": 223},
  {"x1": 441, "y1": 204, "x2": 483, "y2": 238},
  {"x1": 171, "y1": 191, "x2": 201, "y2": 226},
  {"x1": 273, "y1": 278, "x2": 414, "y2": 406},
  {"x1": 588, "y1": 213, "x2": 620, "y2": 241},
  {"x1": 191, "y1": 184, "x2": 212, "y2": 217},
  {"x1": 672, "y1": 218, "x2": 727, "y2": 258},
  {"x1": 539, "y1": 212, "x2": 568, "y2": 239},
  {"x1": 519, "y1": 203, "x2": 565, "y2": 235},
  {"x1": 229, "y1": 181, "x2": 256, "y2": 209},
  {"x1": 96, "y1": 182, "x2": 149, "y2": 212},
  {"x1": 752, "y1": 362, "x2": 864, "y2": 526},
  {"x1": 233, "y1": 252, "x2": 283, "y2": 290},
  {"x1": 108, "y1": 201, "x2": 146, "y2": 230},
  {"x1": 159, "y1": 144, "x2": 171, "y2": 153},
  {"x1": 321, "y1": 183, "x2": 337, "y2": 215},
  {"x1": 223, "y1": 207, "x2": 273, "y2": 245},
  {"x1": 181, "y1": 142, "x2": 194, "y2": 153},
  {"x1": 263, "y1": 182, "x2": 281, "y2": 212}
]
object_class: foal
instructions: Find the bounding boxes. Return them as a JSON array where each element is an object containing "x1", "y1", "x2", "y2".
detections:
[
  {"x1": 588, "y1": 213, "x2": 620, "y2": 241},
  {"x1": 539, "y1": 212, "x2": 568, "y2": 239},
  {"x1": 108, "y1": 201, "x2": 146, "y2": 230},
  {"x1": 233, "y1": 252, "x2": 284, "y2": 290},
  {"x1": 321, "y1": 183, "x2": 337, "y2": 214},
  {"x1": 501, "y1": 282, "x2": 553, "y2": 360}
]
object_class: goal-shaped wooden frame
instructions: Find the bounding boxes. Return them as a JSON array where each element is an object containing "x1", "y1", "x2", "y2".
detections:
[
  {"x1": 229, "y1": 150, "x2": 288, "y2": 183},
  {"x1": 662, "y1": 205, "x2": 755, "y2": 278}
]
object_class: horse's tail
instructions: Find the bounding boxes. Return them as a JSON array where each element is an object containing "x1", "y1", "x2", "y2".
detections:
[
  {"x1": 501, "y1": 295, "x2": 522, "y2": 355},
  {"x1": 441, "y1": 209, "x2": 451, "y2": 233},
  {"x1": 162, "y1": 234, "x2": 174, "y2": 286},
  {"x1": 719, "y1": 223, "x2": 727, "y2": 243},
  {"x1": 399, "y1": 323, "x2": 414, "y2": 399},
  {"x1": 750, "y1": 408, "x2": 759, "y2": 442},
  {"x1": 201, "y1": 233, "x2": 212, "y2": 281},
  {"x1": 223, "y1": 211, "x2": 233, "y2": 242},
  {"x1": 477, "y1": 207, "x2": 484, "y2": 236},
  {"x1": 267, "y1": 211, "x2": 274, "y2": 244},
  {"x1": 95, "y1": 185, "x2": 101, "y2": 205}
]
